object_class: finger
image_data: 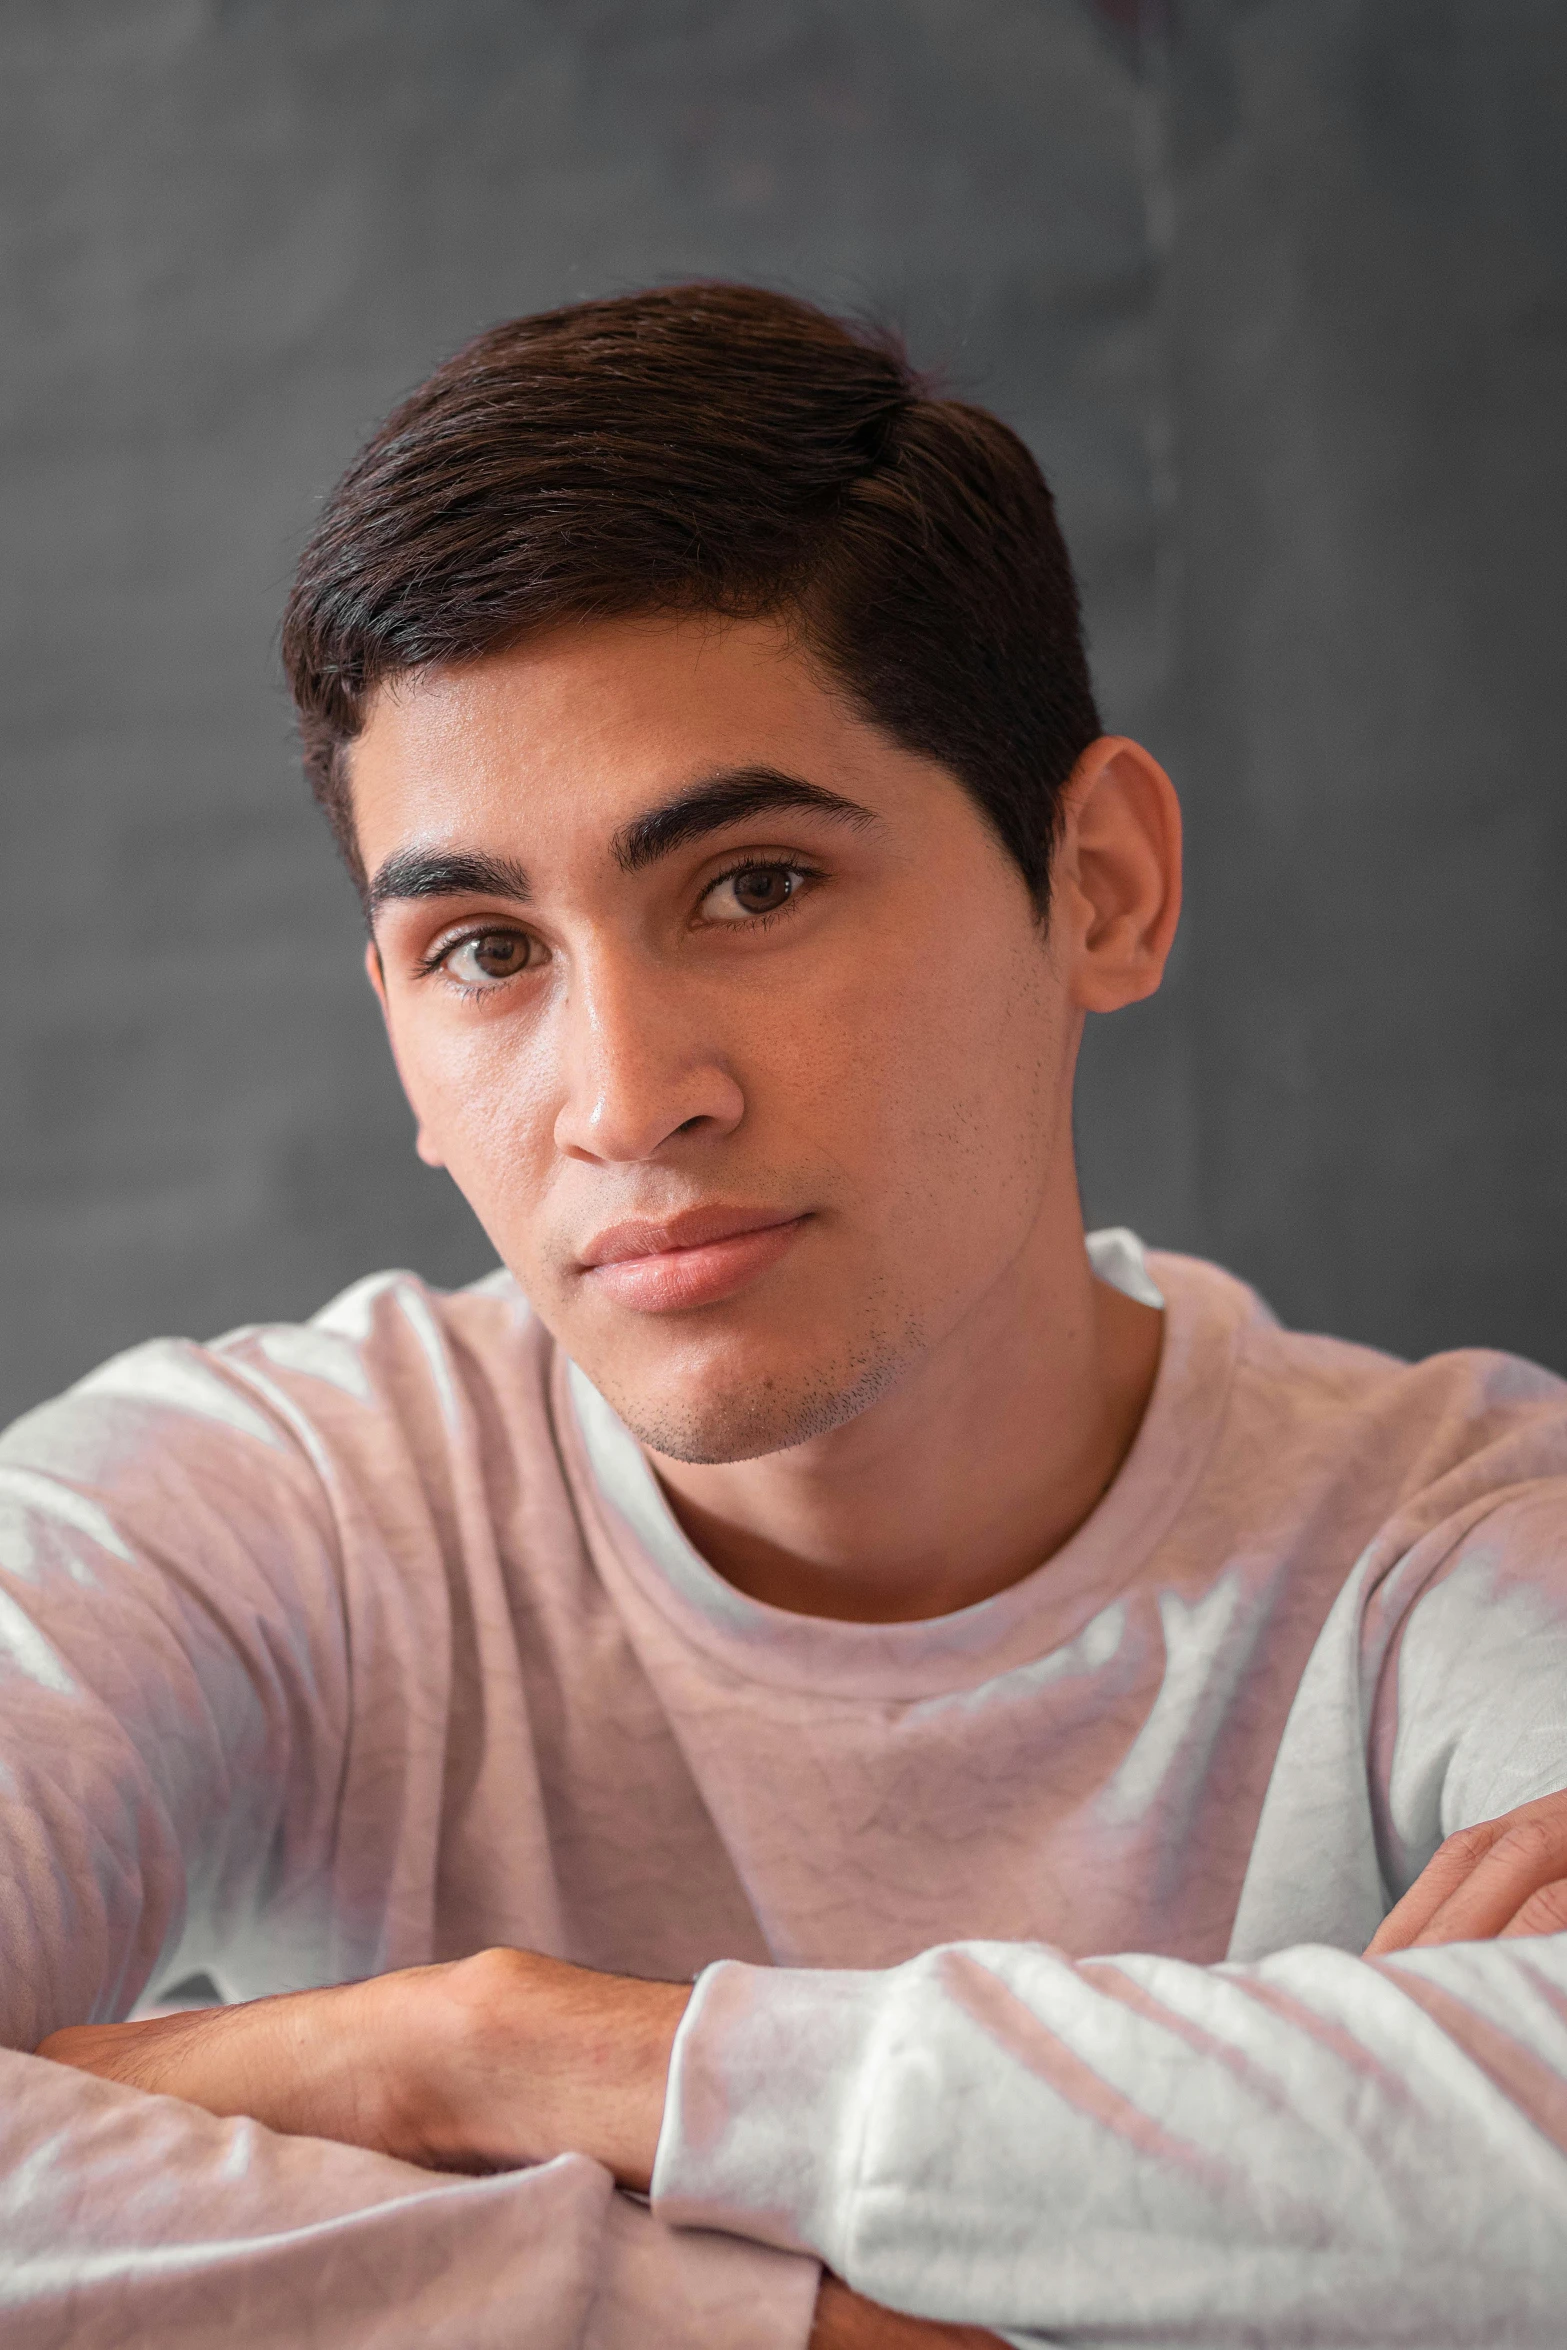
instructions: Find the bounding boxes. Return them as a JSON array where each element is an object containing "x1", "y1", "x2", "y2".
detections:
[
  {"x1": 1408, "y1": 1810, "x2": 1567, "y2": 1949},
  {"x1": 1365, "y1": 1818, "x2": 1509, "y2": 1954},
  {"x1": 1500, "y1": 1877, "x2": 1567, "y2": 1940},
  {"x1": 1368, "y1": 1790, "x2": 1567, "y2": 1956}
]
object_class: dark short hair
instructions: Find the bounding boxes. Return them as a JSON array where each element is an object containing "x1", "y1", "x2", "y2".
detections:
[{"x1": 282, "y1": 282, "x2": 1102, "y2": 906}]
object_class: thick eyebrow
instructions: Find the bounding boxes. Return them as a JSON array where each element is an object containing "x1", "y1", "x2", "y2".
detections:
[
  {"x1": 612, "y1": 767, "x2": 881, "y2": 874},
  {"x1": 367, "y1": 847, "x2": 533, "y2": 915},
  {"x1": 365, "y1": 768, "x2": 879, "y2": 914}
]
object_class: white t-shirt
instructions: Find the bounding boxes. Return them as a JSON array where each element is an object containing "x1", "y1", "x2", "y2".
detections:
[{"x1": 1, "y1": 1232, "x2": 1565, "y2": 2345}]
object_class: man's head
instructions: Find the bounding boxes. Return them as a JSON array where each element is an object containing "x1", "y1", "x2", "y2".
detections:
[
  {"x1": 283, "y1": 283, "x2": 1101, "y2": 908},
  {"x1": 282, "y1": 286, "x2": 1179, "y2": 1464}
]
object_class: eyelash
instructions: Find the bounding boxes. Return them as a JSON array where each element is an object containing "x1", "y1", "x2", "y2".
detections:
[
  {"x1": 414, "y1": 857, "x2": 823, "y2": 996},
  {"x1": 700, "y1": 856, "x2": 823, "y2": 926},
  {"x1": 414, "y1": 932, "x2": 536, "y2": 996}
]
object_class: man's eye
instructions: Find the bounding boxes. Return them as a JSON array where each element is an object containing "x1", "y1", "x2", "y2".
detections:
[
  {"x1": 442, "y1": 930, "x2": 536, "y2": 985},
  {"x1": 704, "y1": 864, "x2": 806, "y2": 922}
]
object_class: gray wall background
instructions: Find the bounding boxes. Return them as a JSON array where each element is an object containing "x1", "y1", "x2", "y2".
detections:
[{"x1": 1, "y1": 0, "x2": 1563, "y2": 1424}]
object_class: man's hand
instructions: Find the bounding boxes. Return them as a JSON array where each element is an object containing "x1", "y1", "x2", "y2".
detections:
[
  {"x1": 48, "y1": 1815, "x2": 1565, "y2": 2350},
  {"x1": 44, "y1": 1966, "x2": 1004, "y2": 2344},
  {"x1": 1367, "y1": 1786, "x2": 1567, "y2": 1955},
  {"x1": 812, "y1": 1794, "x2": 1567, "y2": 2348},
  {"x1": 38, "y1": 1947, "x2": 688, "y2": 2188}
]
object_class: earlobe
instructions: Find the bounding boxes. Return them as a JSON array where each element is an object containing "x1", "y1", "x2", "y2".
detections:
[
  {"x1": 363, "y1": 939, "x2": 448, "y2": 1170},
  {"x1": 1057, "y1": 736, "x2": 1182, "y2": 1016}
]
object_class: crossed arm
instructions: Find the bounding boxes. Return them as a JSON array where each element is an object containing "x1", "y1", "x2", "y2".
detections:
[
  {"x1": 38, "y1": 1787, "x2": 1567, "y2": 2350},
  {"x1": 40, "y1": 1949, "x2": 978, "y2": 2349},
  {"x1": 41, "y1": 1949, "x2": 973, "y2": 2350}
]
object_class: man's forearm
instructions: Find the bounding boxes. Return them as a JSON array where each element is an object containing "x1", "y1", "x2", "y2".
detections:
[
  {"x1": 40, "y1": 1946, "x2": 690, "y2": 2185},
  {"x1": 3, "y1": 2036, "x2": 809, "y2": 2350},
  {"x1": 42, "y1": 1957, "x2": 1000, "y2": 2348},
  {"x1": 655, "y1": 1932, "x2": 1567, "y2": 2341},
  {"x1": 49, "y1": 1796, "x2": 1567, "y2": 2349}
]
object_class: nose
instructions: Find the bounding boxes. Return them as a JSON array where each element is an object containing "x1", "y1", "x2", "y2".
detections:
[{"x1": 551, "y1": 945, "x2": 745, "y2": 1165}]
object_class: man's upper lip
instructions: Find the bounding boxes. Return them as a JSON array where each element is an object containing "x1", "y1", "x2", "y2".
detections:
[{"x1": 578, "y1": 1205, "x2": 802, "y2": 1269}]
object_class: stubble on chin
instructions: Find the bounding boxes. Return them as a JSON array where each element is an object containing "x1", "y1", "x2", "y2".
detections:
[{"x1": 587, "y1": 1310, "x2": 924, "y2": 1466}]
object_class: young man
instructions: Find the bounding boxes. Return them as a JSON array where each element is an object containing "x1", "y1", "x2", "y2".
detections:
[{"x1": 5, "y1": 284, "x2": 1567, "y2": 2349}]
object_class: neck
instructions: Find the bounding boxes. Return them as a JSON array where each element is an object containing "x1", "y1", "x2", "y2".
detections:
[{"x1": 645, "y1": 1203, "x2": 1164, "y2": 1625}]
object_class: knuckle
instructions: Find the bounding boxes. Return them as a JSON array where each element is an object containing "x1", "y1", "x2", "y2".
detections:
[
  {"x1": 1510, "y1": 1879, "x2": 1567, "y2": 1938},
  {"x1": 1496, "y1": 1815, "x2": 1562, "y2": 1868},
  {"x1": 1438, "y1": 1823, "x2": 1495, "y2": 1870}
]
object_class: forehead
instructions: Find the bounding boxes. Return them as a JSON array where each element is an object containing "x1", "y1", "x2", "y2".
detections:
[{"x1": 347, "y1": 612, "x2": 892, "y2": 863}]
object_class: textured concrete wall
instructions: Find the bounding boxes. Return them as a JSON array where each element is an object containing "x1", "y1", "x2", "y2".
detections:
[
  {"x1": 1151, "y1": 0, "x2": 1567, "y2": 1368},
  {"x1": 0, "y1": 0, "x2": 1562, "y2": 1422}
]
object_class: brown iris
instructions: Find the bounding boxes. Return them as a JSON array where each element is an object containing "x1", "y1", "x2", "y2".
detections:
[{"x1": 727, "y1": 865, "x2": 795, "y2": 914}]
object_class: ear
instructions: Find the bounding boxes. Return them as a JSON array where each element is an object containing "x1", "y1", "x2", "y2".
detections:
[
  {"x1": 364, "y1": 938, "x2": 448, "y2": 1169},
  {"x1": 1051, "y1": 737, "x2": 1182, "y2": 1014}
]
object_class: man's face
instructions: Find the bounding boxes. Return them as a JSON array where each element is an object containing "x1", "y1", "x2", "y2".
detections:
[{"x1": 354, "y1": 614, "x2": 1081, "y2": 1463}]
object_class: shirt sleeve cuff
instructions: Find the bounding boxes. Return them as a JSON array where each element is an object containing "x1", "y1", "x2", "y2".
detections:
[
  {"x1": 586, "y1": 2183, "x2": 820, "y2": 2350},
  {"x1": 649, "y1": 1958, "x2": 889, "y2": 2269}
]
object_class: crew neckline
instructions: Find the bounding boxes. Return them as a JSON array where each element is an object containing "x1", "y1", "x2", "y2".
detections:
[{"x1": 558, "y1": 1234, "x2": 1256, "y2": 1700}]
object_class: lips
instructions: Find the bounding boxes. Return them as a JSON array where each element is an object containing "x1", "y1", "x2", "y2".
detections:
[{"x1": 578, "y1": 1205, "x2": 809, "y2": 1313}]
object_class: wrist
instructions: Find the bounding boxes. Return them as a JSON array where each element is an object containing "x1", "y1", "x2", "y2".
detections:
[
  {"x1": 41, "y1": 1949, "x2": 692, "y2": 2192},
  {"x1": 423, "y1": 1948, "x2": 690, "y2": 2188}
]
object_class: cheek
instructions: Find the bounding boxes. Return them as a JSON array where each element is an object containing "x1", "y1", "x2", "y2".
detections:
[
  {"x1": 402, "y1": 1018, "x2": 556, "y2": 1186},
  {"x1": 781, "y1": 927, "x2": 1061, "y2": 1227}
]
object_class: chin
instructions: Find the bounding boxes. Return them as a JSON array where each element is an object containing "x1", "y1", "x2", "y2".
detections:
[{"x1": 587, "y1": 1320, "x2": 918, "y2": 1467}]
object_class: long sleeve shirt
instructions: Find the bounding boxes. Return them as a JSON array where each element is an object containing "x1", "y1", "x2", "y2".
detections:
[{"x1": 1, "y1": 1231, "x2": 1565, "y2": 2343}]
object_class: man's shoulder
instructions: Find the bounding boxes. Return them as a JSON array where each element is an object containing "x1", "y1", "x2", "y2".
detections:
[
  {"x1": 233, "y1": 1262, "x2": 541, "y2": 1391},
  {"x1": 1146, "y1": 1243, "x2": 1567, "y2": 1531},
  {"x1": 0, "y1": 1265, "x2": 559, "y2": 1491}
]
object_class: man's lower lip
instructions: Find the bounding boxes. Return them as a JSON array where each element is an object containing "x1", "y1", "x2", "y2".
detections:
[{"x1": 585, "y1": 1218, "x2": 808, "y2": 1312}]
